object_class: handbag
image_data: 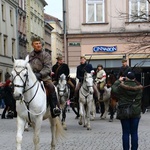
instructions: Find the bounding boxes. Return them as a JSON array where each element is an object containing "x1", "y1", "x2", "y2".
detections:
[
  {"x1": 116, "y1": 96, "x2": 136, "y2": 119},
  {"x1": 116, "y1": 103, "x2": 133, "y2": 119}
]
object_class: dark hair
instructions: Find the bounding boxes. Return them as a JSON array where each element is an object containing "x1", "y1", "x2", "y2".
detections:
[
  {"x1": 31, "y1": 36, "x2": 41, "y2": 43},
  {"x1": 97, "y1": 64, "x2": 103, "y2": 69}
]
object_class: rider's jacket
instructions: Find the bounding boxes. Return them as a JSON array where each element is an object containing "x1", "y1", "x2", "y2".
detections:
[
  {"x1": 118, "y1": 65, "x2": 131, "y2": 78},
  {"x1": 76, "y1": 62, "x2": 93, "y2": 83},
  {"x1": 52, "y1": 62, "x2": 70, "y2": 81},
  {"x1": 29, "y1": 50, "x2": 51, "y2": 81},
  {"x1": 95, "y1": 69, "x2": 106, "y2": 83}
]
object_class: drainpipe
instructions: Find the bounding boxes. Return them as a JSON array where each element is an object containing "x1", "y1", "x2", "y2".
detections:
[{"x1": 63, "y1": 0, "x2": 67, "y2": 63}]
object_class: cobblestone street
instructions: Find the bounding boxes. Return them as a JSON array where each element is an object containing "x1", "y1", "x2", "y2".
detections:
[{"x1": 0, "y1": 109, "x2": 150, "y2": 150}]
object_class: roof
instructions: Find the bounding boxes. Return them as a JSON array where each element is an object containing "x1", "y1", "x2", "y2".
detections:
[{"x1": 44, "y1": 13, "x2": 62, "y2": 29}]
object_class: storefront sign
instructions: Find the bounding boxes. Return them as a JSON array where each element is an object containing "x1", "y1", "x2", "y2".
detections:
[{"x1": 93, "y1": 46, "x2": 117, "y2": 52}]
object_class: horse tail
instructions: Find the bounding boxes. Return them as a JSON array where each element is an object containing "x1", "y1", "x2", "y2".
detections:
[{"x1": 55, "y1": 117, "x2": 66, "y2": 140}]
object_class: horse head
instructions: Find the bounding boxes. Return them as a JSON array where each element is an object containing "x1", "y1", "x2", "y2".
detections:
[
  {"x1": 57, "y1": 74, "x2": 68, "y2": 97},
  {"x1": 83, "y1": 72, "x2": 94, "y2": 94},
  {"x1": 11, "y1": 55, "x2": 36, "y2": 100},
  {"x1": 106, "y1": 72, "x2": 116, "y2": 88}
]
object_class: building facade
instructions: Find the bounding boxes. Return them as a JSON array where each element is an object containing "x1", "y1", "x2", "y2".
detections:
[
  {"x1": 44, "y1": 14, "x2": 63, "y2": 65},
  {"x1": 18, "y1": 0, "x2": 27, "y2": 59},
  {"x1": 26, "y1": 0, "x2": 47, "y2": 52},
  {"x1": 65, "y1": 0, "x2": 150, "y2": 74},
  {"x1": 0, "y1": 0, "x2": 18, "y2": 81}
]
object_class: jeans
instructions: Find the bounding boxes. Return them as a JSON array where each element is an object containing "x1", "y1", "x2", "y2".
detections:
[{"x1": 120, "y1": 118, "x2": 140, "y2": 150}]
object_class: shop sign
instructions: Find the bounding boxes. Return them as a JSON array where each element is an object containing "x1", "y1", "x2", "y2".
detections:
[{"x1": 93, "y1": 46, "x2": 117, "y2": 52}]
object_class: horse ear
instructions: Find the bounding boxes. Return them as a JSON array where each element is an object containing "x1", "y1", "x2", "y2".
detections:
[
  {"x1": 12, "y1": 56, "x2": 15, "y2": 62},
  {"x1": 25, "y1": 55, "x2": 29, "y2": 63}
]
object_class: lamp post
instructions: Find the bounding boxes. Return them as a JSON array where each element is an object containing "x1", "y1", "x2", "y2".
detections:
[{"x1": 63, "y1": 0, "x2": 67, "y2": 63}]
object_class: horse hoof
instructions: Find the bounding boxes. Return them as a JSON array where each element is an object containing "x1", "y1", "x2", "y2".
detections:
[
  {"x1": 78, "y1": 121, "x2": 82, "y2": 125},
  {"x1": 87, "y1": 127, "x2": 91, "y2": 130},
  {"x1": 109, "y1": 119, "x2": 113, "y2": 122},
  {"x1": 75, "y1": 116, "x2": 79, "y2": 119},
  {"x1": 24, "y1": 128, "x2": 29, "y2": 132}
]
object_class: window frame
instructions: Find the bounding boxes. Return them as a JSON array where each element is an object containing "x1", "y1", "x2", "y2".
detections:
[
  {"x1": 129, "y1": 0, "x2": 149, "y2": 22},
  {"x1": 86, "y1": 0, "x2": 105, "y2": 23}
]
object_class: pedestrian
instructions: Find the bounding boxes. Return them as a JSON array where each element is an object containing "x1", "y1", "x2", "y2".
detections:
[
  {"x1": 118, "y1": 59, "x2": 131, "y2": 78},
  {"x1": 29, "y1": 36, "x2": 61, "y2": 118},
  {"x1": 1, "y1": 80, "x2": 15, "y2": 119},
  {"x1": 112, "y1": 71, "x2": 143, "y2": 150}
]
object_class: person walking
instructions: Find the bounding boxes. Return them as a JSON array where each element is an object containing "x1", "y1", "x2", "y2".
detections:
[
  {"x1": 112, "y1": 72, "x2": 143, "y2": 150},
  {"x1": 29, "y1": 36, "x2": 61, "y2": 118}
]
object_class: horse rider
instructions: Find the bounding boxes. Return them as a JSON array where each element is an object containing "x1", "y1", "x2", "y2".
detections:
[
  {"x1": 51, "y1": 56, "x2": 75, "y2": 97},
  {"x1": 71, "y1": 56, "x2": 99, "y2": 103},
  {"x1": 95, "y1": 64, "x2": 106, "y2": 100},
  {"x1": 29, "y1": 36, "x2": 61, "y2": 118},
  {"x1": 118, "y1": 59, "x2": 132, "y2": 78}
]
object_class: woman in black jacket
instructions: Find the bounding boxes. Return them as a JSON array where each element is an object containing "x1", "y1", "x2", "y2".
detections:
[{"x1": 112, "y1": 72, "x2": 143, "y2": 150}]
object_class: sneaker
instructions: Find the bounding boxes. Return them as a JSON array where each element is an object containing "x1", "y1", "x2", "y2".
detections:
[{"x1": 53, "y1": 108, "x2": 61, "y2": 116}]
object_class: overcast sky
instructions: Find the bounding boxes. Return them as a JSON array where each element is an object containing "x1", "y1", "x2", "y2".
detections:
[{"x1": 44, "y1": 0, "x2": 63, "y2": 20}]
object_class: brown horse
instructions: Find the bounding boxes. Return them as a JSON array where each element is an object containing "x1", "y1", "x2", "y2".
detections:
[{"x1": 106, "y1": 71, "x2": 118, "y2": 122}]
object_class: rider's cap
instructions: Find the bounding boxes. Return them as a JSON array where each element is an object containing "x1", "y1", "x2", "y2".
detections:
[
  {"x1": 80, "y1": 56, "x2": 86, "y2": 60},
  {"x1": 122, "y1": 59, "x2": 127, "y2": 63},
  {"x1": 56, "y1": 56, "x2": 63, "y2": 60}
]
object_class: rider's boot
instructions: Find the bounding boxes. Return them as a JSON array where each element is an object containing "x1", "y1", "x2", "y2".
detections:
[{"x1": 49, "y1": 92, "x2": 61, "y2": 118}]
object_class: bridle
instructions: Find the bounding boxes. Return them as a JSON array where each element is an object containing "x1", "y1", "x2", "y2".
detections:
[
  {"x1": 12, "y1": 66, "x2": 43, "y2": 118},
  {"x1": 81, "y1": 74, "x2": 93, "y2": 97}
]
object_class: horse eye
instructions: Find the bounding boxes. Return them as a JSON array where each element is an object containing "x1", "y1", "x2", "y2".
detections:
[{"x1": 24, "y1": 74, "x2": 27, "y2": 77}]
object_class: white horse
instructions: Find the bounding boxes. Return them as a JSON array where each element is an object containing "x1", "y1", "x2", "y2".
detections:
[
  {"x1": 11, "y1": 55, "x2": 64, "y2": 150},
  {"x1": 57, "y1": 73, "x2": 70, "y2": 130},
  {"x1": 78, "y1": 72, "x2": 94, "y2": 130},
  {"x1": 97, "y1": 86, "x2": 111, "y2": 119}
]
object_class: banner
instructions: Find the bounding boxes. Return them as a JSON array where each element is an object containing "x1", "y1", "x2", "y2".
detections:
[{"x1": 93, "y1": 46, "x2": 117, "y2": 52}]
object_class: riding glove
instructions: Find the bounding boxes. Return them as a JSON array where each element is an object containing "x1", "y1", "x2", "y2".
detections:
[{"x1": 35, "y1": 73, "x2": 42, "y2": 80}]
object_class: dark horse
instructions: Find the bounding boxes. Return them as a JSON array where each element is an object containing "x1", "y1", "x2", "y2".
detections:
[
  {"x1": 106, "y1": 71, "x2": 118, "y2": 122},
  {"x1": 68, "y1": 77, "x2": 80, "y2": 119}
]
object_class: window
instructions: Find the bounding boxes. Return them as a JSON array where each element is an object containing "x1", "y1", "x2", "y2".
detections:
[
  {"x1": 10, "y1": 8, "x2": 14, "y2": 26},
  {"x1": 86, "y1": 0, "x2": 105, "y2": 23},
  {"x1": 129, "y1": 0, "x2": 149, "y2": 22},
  {"x1": 12, "y1": 39, "x2": 15, "y2": 56},
  {"x1": 3, "y1": 36, "x2": 7, "y2": 56},
  {"x1": 1, "y1": 3, "x2": 6, "y2": 21}
]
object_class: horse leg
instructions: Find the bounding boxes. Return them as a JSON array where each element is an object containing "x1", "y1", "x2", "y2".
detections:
[
  {"x1": 101, "y1": 101, "x2": 109, "y2": 119},
  {"x1": 109, "y1": 100, "x2": 117, "y2": 122},
  {"x1": 90, "y1": 100, "x2": 96, "y2": 121},
  {"x1": 86, "y1": 102, "x2": 92, "y2": 130},
  {"x1": 24, "y1": 122, "x2": 29, "y2": 132},
  {"x1": 33, "y1": 116, "x2": 43, "y2": 150},
  {"x1": 62, "y1": 105, "x2": 67, "y2": 130},
  {"x1": 99, "y1": 102, "x2": 105, "y2": 118},
  {"x1": 16, "y1": 116, "x2": 26, "y2": 150},
  {"x1": 48, "y1": 116, "x2": 57, "y2": 150},
  {"x1": 78, "y1": 102, "x2": 83, "y2": 125}
]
